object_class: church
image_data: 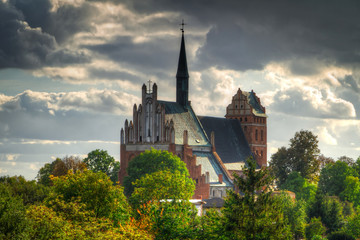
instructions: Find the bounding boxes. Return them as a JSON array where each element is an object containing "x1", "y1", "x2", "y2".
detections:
[{"x1": 119, "y1": 27, "x2": 267, "y2": 200}]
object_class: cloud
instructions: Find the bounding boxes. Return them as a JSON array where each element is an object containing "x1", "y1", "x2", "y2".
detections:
[
  {"x1": 269, "y1": 87, "x2": 356, "y2": 119},
  {"x1": 0, "y1": 89, "x2": 139, "y2": 114},
  {"x1": 0, "y1": 89, "x2": 136, "y2": 141}
]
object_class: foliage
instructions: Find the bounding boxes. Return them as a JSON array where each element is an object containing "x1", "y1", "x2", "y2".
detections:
[
  {"x1": 37, "y1": 156, "x2": 86, "y2": 186},
  {"x1": 26, "y1": 205, "x2": 68, "y2": 239},
  {"x1": 47, "y1": 170, "x2": 130, "y2": 225},
  {"x1": 342, "y1": 213, "x2": 360, "y2": 239},
  {"x1": 305, "y1": 217, "x2": 326, "y2": 240},
  {"x1": 130, "y1": 169, "x2": 195, "y2": 208},
  {"x1": 84, "y1": 149, "x2": 117, "y2": 176},
  {"x1": 136, "y1": 200, "x2": 199, "y2": 240},
  {"x1": 0, "y1": 184, "x2": 29, "y2": 240},
  {"x1": 277, "y1": 192, "x2": 307, "y2": 239},
  {"x1": 318, "y1": 160, "x2": 358, "y2": 198},
  {"x1": 340, "y1": 176, "x2": 360, "y2": 207},
  {"x1": 124, "y1": 148, "x2": 190, "y2": 196},
  {"x1": 327, "y1": 231, "x2": 355, "y2": 240},
  {"x1": 0, "y1": 175, "x2": 49, "y2": 205},
  {"x1": 198, "y1": 209, "x2": 228, "y2": 240},
  {"x1": 309, "y1": 194, "x2": 345, "y2": 234},
  {"x1": 37, "y1": 158, "x2": 62, "y2": 186},
  {"x1": 270, "y1": 130, "x2": 321, "y2": 187},
  {"x1": 222, "y1": 157, "x2": 291, "y2": 240},
  {"x1": 281, "y1": 171, "x2": 317, "y2": 204}
]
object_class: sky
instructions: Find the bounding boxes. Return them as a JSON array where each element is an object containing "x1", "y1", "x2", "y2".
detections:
[{"x1": 1, "y1": 0, "x2": 360, "y2": 180}]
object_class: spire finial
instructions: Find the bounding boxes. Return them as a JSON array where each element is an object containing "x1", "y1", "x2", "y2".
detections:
[
  {"x1": 147, "y1": 79, "x2": 152, "y2": 93},
  {"x1": 180, "y1": 19, "x2": 186, "y2": 33}
]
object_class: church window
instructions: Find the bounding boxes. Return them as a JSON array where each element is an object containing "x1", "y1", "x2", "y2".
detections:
[
  {"x1": 235, "y1": 104, "x2": 238, "y2": 109},
  {"x1": 261, "y1": 151, "x2": 263, "y2": 156},
  {"x1": 245, "y1": 117, "x2": 247, "y2": 122},
  {"x1": 157, "y1": 136, "x2": 159, "y2": 141},
  {"x1": 241, "y1": 105, "x2": 243, "y2": 109},
  {"x1": 140, "y1": 136, "x2": 142, "y2": 142},
  {"x1": 255, "y1": 129, "x2": 258, "y2": 141},
  {"x1": 213, "y1": 190, "x2": 215, "y2": 196},
  {"x1": 261, "y1": 130, "x2": 263, "y2": 141}
]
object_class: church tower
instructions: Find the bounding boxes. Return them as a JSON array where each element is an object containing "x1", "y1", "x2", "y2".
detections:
[
  {"x1": 176, "y1": 22, "x2": 189, "y2": 107},
  {"x1": 225, "y1": 89, "x2": 267, "y2": 167}
]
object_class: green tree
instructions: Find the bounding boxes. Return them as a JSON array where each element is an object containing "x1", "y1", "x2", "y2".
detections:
[
  {"x1": 137, "y1": 200, "x2": 199, "y2": 240},
  {"x1": 199, "y1": 209, "x2": 228, "y2": 240},
  {"x1": 270, "y1": 146, "x2": 290, "y2": 187},
  {"x1": 281, "y1": 172, "x2": 317, "y2": 204},
  {"x1": 0, "y1": 184, "x2": 29, "y2": 239},
  {"x1": 222, "y1": 157, "x2": 291, "y2": 240},
  {"x1": 47, "y1": 170, "x2": 130, "y2": 225},
  {"x1": 289, "y1": 130, "x2": 321, "y2": 181},
  {"x1": 277, "y1": 192, "x2": 307, "y2": 239},
  {"x1": 83, "y1": 149, "x2": 116, "y2": 175},
  {"x1": 309, "y1": 194, "x2": 345, "y2": 234},
  {"x1": 343, "y1": 213, "x2": 360, "y2": 239},
  {"x1": 130, "y1": 169, "x2": 195, "y2": 208},
  {"x1": 123, "y1": 148, "x2": 190, "y2": 196},
  {"x1": 0, "y1": 175, "x2": 48, "y2": 205},
  {"x1": 305, "y1": 217, "x2": 326, "y2": 240},
  {"x1": 318, "y1": 160, "x2": 358, "y2": 198},
  {"x1": 340, "y1": 176, "x2": 360, "y2": 207},
  {"x1": 270, "y1": 130, "x2": 321, "y2": 187}
]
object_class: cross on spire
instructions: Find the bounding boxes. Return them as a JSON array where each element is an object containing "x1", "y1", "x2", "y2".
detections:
[
  {"x1": 180, "y1": 19, "x2": 186, "y2": 33},
  {"x1": 147, "y1": 79, "x2": 152, "y2": 93}
]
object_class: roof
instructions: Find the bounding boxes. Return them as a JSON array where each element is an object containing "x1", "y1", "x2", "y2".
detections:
[
  {"x1": 198, "y1": 116, "x2": 253, "y2": 164},
  {"x1": 194, "y1": 151, "x2": 232, "y2": 187},
  {"x1": 203, "y1": 197, "x2": 225, "y2": 208},
  {"x1": 244, "y1": 91, "x2": 267, "y2": 117},
  {"x1": 158, "y1": 101, "x2": 210, "y2": 146}
]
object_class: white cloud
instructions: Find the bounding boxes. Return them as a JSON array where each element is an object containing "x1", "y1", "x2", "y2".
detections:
[{"x1": 316, "y1": 126, "x2": 337, "y2": 146}]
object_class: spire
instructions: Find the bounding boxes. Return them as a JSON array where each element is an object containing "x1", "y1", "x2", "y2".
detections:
[{"x1": 176, "y1": 19, "x2": 189, "y2": 106}]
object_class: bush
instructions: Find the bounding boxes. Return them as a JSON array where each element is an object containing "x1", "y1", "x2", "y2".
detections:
[{"x1": 327, "y1": 231, "x2": 355, "y2": 240}]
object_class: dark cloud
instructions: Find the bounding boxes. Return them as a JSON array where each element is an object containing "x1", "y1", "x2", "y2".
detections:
[
  {"x1": 9, "y1": 0, "x2": 96, "y2": 44},
  {"x1": 0, "y1": 1, "x2": 93, "y2": 69},
  {"x1": 84, "y1": 35, "x2": 179, "y2": 74},
  {"x1": 125, "y1": 0, "x2": 360, "y2": 74}
]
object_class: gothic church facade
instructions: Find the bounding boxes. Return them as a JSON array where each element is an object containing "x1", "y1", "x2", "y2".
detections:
[{"x1": 119, "y1": 29, "x2": 267, "y2": 199}]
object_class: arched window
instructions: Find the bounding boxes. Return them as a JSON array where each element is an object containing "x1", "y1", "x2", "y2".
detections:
[
  {"x1": 255, "y1": 129, "x2": 258, "y2": 141},
  {"x1": 261, "y1": 130, "x2": 264, "y2": 141}
]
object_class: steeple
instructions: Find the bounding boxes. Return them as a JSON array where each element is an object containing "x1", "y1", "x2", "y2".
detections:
[{"x1": 176, "y1": 20, "x2": 189, "y2": 107}]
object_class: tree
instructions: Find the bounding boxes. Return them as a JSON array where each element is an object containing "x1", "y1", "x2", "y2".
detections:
[
  {"x1": 277, "y1": 192, "x2": 307, "y2": 240},
  {"x1": 270, "y1": 130, "x2": 321, "y2": 187},
  {"x1": 305, "y1": 217, "x2": 326, "y2": 240},
  {"x1": 340, "y1": 176, "x2": 360, "y2": 207},
  {"x1": 0, "y1": 184, "x2": 29, "y2": 239},
  {"x1": 47, "y1": 170, "x2": 130, "y2": 225},
  {"x1": 37, "y1": 156, "x2": 86, "y2": 186},
  {"x1": 281, "y1": 171, "x2": 317, "y2": 204},
  {"x1": 269, "y1": 146, "x2": 290, "y2": 187},
  {"x1": 222, "y1": 157, "x2": 291, "y2": 240},
  {"x1": 83, "y1": 149, "x2": 115, "y2": 175},
  {"x1": 129, "y1": 169, "x2": 195, "y2": 208},
  {"x1": 318, "y1": 160, "x2": 358, "y2": 198},
  {"x1": 123, "y1": 148, "x2": 190, "y2": 196},
  {"x1": 309, "y1": 194, "x2": 345, "y2": 234},
  {"x1": 0, "y1": 175, "x2": 49, "y2": 205}
]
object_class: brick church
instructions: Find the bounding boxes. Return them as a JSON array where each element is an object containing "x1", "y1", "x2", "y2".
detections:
[{"x1": 119, "y1": 27, "x2": 267, "y2": 200}]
